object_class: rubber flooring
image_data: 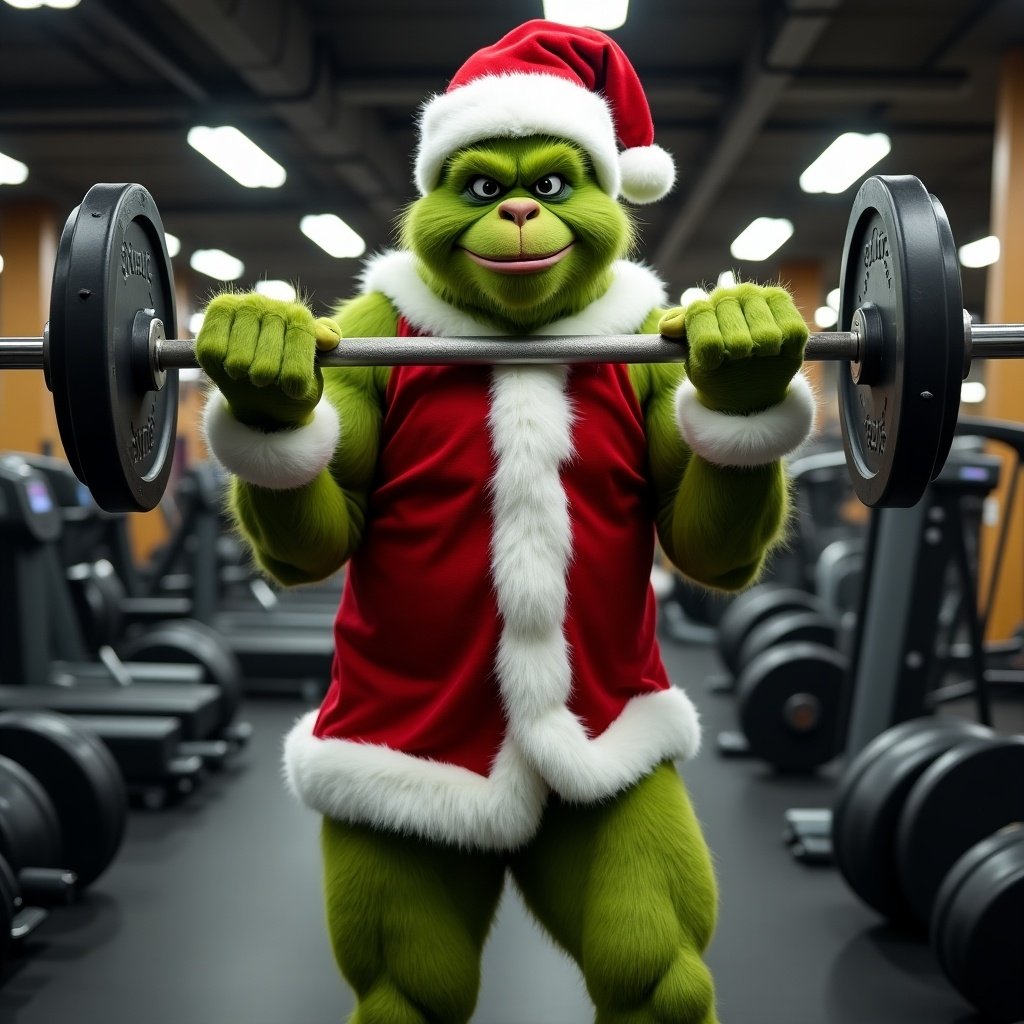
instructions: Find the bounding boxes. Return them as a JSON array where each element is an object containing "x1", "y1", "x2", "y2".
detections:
[{"x1": 0, "y1": 636, "x2": 1009, "y2": 1024}]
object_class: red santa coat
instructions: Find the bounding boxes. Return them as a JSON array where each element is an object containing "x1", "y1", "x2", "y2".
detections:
[{"x1": 283, "y1": 252, "x2": 701, "y2": 850}]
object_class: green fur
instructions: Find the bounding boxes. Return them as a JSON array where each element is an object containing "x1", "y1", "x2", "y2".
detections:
[
  {"x1": 321, "y1": 818, "x2": 505, "y2": 1024},
  {"x1": 511, "y1": 763, "x2": 718, "y2": 1024},
  {"x1": 219, "y1": 294, "x2": 397, "y2": 584},
  {"x1": 631, "y1": 298, "x2": 796, "y2": 590},
  {"x1": 321, "y1": 764, "x2": 718, "y2": 1024},
  {"x1": 402, "y1": 138, "x2": 633, "y2": 332}
]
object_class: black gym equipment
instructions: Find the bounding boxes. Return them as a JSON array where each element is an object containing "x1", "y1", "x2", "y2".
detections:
[
  {"x1": 714, "y1": 585, "x2": 824, "y2": 681},
  {"x1": 930, "y1": 826, "x2": 1024, "y2": 1024},
  {"x1": 0, "y1": 710, "x2": 126, "y2": 891},
  {"x1": 0, "y1": 710, "x2": 127, "y2": 975},
  {"x1": 734, "y1": 608, "x2": 839, "y2": 674},
  {"x1": 829, "y1": 717, "x2": 1024, "y2": 1023},
  {"x1": 0, "y1": 455, "x2": 225, "y2": 803},
  {"x1": 0, "y1": 176, "x2": 1022, "y2": 513},
  {"x1": 727, "y1": 642, "x2": 848, "y2": 772}
]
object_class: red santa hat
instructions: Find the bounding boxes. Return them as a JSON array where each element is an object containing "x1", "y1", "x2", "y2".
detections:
[{"x1": 414, "y1": 20, "x2": 676, "y2": 205}]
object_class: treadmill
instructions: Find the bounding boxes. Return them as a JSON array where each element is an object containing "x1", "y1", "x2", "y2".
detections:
[{"x1": 0, "y1": 455, "x2": 224, "y2": 803}]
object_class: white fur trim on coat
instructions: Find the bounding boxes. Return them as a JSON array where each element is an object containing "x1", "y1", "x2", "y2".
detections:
[
  {"x1": 359, "y1": 250, "x2": 667, "y2": 340},
  {"x1": 415, "y1": 73, "x2": 622, "y2": 198},
  {"x1": 283, "y1": 711, "x2": 547, "y2": 851},
  {"x1": 675, "y1": 372, "x2": 817, "y2": 467},
  {"x1": 202, "y1": 395, "x2": 340, "y2": 490},
  {"x1": 513, "y1": 687, "x2": 701, "y2": 802}
]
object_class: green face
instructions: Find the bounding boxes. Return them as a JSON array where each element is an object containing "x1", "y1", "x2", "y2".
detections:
[{"x1": 403, "y1": 137, "x2": 634, "y2": 330}]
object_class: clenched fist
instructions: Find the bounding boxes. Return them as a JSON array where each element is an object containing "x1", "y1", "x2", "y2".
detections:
[
  {"x1": 660, "y1": 283, "x2": 808, "y2": 415},
  {"x1": 197, "y1": 293, "x2": 341, "y2": 429}
]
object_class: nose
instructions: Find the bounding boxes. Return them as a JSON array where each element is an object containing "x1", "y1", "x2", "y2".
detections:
[{"x1": 498, "y1": 198, "x2": 541, "y2": 227}]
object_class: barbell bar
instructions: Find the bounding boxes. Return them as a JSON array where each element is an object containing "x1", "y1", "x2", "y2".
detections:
[
  {"x1": 0, "y1": 177, "x2": 1020, "y2": 513},
  {"x1": 3, "y1": 321, "x2": 1023, "y2": 370}
]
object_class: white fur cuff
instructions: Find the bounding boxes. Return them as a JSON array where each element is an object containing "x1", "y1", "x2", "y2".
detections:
[
  {"x1": 675, "y1": 373, "x2": 816, "y2": 467},
  {"x1": 202, "y1": 396, "x2": 340, "y2": 490}
]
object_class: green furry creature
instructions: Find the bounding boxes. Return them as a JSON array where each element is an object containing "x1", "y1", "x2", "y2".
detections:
[{"x1": 197, "y1": 20, "x2": 815, "y2": 1024}]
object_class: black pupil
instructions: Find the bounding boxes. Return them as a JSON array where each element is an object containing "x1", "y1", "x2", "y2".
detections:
[
  {"x1": 479, "y1": 179, "x2": 497, "y2": 196},
  {"x1": 538, "y1": 177, "x2": 554, "y2": 194}
]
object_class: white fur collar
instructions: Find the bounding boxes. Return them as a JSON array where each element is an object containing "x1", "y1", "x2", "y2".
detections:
[{"x1": 359, "y1": 250, "x2": 667, "y2": 338}]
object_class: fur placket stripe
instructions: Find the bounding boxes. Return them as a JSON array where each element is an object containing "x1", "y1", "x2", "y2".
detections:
[{"x1": 488, "y1": 364, "x2": 575, "y2": 718}]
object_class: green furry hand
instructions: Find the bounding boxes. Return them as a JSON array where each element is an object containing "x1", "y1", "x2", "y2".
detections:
[
  {"x1": 660, "y1": 283, "x2": 808, "y2": 414},
  {"x1": 196, "y1": 294, "x2": 341, "y2": 429}
]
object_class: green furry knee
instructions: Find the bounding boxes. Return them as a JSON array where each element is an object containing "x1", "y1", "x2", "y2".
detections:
[
  {"x1": 511, "y1": 763, "x2": 719, "y2": 1024},
  {"x1": 320, "y1": 817, "x2": 505, "y2": 1024}
]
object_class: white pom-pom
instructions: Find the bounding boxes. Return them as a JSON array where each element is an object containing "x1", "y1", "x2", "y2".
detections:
[{"x1": 618, "y1": 144, "x2": 676, "y2": 204}]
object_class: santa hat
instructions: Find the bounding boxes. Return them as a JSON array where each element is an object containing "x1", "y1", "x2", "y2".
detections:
[{"x1": 414, "y1": 20, "x2": 676, "y2": 205}]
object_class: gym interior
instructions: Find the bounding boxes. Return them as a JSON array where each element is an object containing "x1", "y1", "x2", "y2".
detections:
[{"x1": 0, "y1": 2, "x2": 1022, "y2": 1022}]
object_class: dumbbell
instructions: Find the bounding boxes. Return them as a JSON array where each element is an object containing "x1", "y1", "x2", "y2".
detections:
[
  {"x1": 831, "y1": 716, "x2": 1024, "y2": 1022},
  {"x1": 0, "y1": 707, "x2": 126, "y2": 976},
  {"x1": 718, "y1": 640, "x2": 848, "y2": 772},
  {"x1": 0, "y1": 710, "x2": 127, "y2": 892},
  {"x1": 712, "y1": 584, "x2": 825, "y2": 691}
]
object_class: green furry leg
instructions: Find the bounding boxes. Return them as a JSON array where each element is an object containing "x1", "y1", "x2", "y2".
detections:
[
  {"x1": 509, "y1": 762, "x2": 719, "y2": 1024},
  {"x1": 321, "y1": 817, "x2": 506, "y2": 1024}
]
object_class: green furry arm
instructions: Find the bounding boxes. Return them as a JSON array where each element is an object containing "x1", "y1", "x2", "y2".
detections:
[
  {"x1": 632, "y1": 308, "x2": 790, "y2": 591},
  {"x1": 230, "y1": 291, "x2": 396, "y2": 585}
]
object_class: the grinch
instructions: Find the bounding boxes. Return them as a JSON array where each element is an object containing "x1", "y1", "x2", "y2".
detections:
[{"x1": 198, "y1": 20, "x2": 814, "y2": 1024}]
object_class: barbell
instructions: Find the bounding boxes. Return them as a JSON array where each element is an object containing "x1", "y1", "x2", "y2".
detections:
[{"x1": 0, "y1": 176, "x2": 1021, "y2": 513}]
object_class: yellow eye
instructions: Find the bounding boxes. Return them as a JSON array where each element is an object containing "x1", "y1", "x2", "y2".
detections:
[
  {"x1": 532, "y1": 174, "x2": 566, "y2": 198},
  {"x1": 467, "y1": 176, "x2": 503, "y2": 200}
]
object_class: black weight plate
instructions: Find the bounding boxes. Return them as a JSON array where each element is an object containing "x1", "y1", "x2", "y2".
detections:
[
  {"x1": 0, "y1": 711, "x2": 127, "y2": 889},
  {"x1": 717, "y1": 586, "x2": 822, "y2": 675},
  {"x1": 896, "y1": 735, "x2": 1024, "y2": 926},
  {"x1": 48, "y1": 203, "x2": 88, "y2": 485},
  {"x1": 0, "y1": 757, "x2": 63, "y2": 872},
  {"x1": 931, "y1": 826, "x2": 1024, "y2": 1024},
  {"x1": 736, "y1": 609, "x2": 838, "y2": 672},
  {"x1": 119, "y1": 619, "x2": 243, "y2": 728},
  {"x1": 49, "y1": 183, "x2": 178, "y2": 512},
  {"x1": 838, "y1": 175, "x2": 961, "y2": 507},
  {"x1": 735, "y1": 641, "x2": 847, "y2": 772},
  {"x1": 831, "y1": 716, "x2": 990, "y2": 924},
  {"x1": 927, "y1": 192, "x2": 967, "y2": 487},
  {"x1": 0, "y1": 854, "x2": 16, "y2": 971}
]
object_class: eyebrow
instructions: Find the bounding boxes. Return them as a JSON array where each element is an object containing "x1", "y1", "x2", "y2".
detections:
[
  {"x1": 518, "y1": 145, "x2": 587, "y2": 183},
  {"x1": 446, "y1": 149, "x2": 518, "y2": 187}
]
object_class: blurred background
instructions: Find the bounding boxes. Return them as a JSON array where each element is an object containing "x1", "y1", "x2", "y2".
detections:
[{"x1": 0, "y1": 0, "x2": 1020, "y2": 328}]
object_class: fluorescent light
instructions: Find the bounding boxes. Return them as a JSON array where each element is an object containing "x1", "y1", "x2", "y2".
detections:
[
  {"x1": 254, "y1": 279, "x2": 297, "y2": 302},
  {"x1": 717, "y1": 270, "x2": 737, "y2": 289},
  {"x1": 680, "y1": 287, "x2": 708, "y2": 306},
  {"x1": 961, "y1": 381, "x2": 986, "y2": 404},
  {"x1": 542, "y1": 0, "x2": 628, "y2": 29},
  {"x1": 730, "y1": 218, "x2": 794, "y2": 262},
  {"x1": 958, "y1": 235, "x2": 1000, "y2": 269},
  {"x1": 188, "y1": 312, "x2": 205, "y2": 336},
  {"x1": 0, "y1": 150, "x2": 28, "y2": 185},
  {"x1": 815, "y1": 305, "x2": 839, "y2": 329},
  {"x1": 187, "y1": 126, "x2": 286, "y2": 189},
  {"x1": 164, "y1": 232, "x2": 181, "y2": 258},
  {"x1": 826, "y1": 287, "x2": 841, "y2": 310},
  {"x1": 0, "y1": 254, "x2": 4, "y2": 274},
  {"x1": 799, "y1": 133, "x2": 891, "y2": 194},
  {"x1": 190, "y1": 248, "x2": 244, "y2": 281},
  {"x1": 300, "y1": 214, "x2": 365, "y2": 259},
  {"x1": 3, "y1": 0, "x2": 81, "y2": 7}
]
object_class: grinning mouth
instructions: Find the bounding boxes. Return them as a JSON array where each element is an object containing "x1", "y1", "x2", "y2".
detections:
[{"x1": 461, "y1": 243, "x2": 574, "y2": 275}]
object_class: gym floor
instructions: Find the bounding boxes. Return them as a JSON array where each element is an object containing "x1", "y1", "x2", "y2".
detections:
[{"x1": 0, "y1": 638, "x2": 1008, "y2": 1024}]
